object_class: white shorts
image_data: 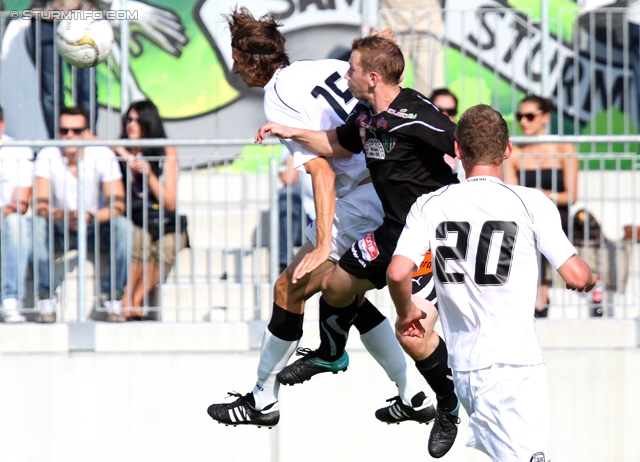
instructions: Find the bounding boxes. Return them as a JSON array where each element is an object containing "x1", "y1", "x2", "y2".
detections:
[
  {"x1": 305, "y1": 182, "x2": 383, "y2": 262},
  {"x1": 454, "y1": 363, "x2": 550, "y2": 462}
]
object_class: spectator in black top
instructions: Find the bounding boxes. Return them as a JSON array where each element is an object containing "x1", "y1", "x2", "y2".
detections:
[
  {"x1": 112, "y1": 100, "x2": 188, "y2": 320},
  {"x1": 256, "y1": 35, "x2": 461, "y2": 458}
]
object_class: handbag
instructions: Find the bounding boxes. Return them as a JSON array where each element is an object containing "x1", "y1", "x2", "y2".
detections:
[{"x1": 132, "y1": 202, "x2": 188, "y2": 241}]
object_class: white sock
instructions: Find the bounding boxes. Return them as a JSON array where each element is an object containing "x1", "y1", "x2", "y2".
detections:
[
  {"x1": 252, "y1": 328, "x2": 299, "y2": 410},
  {"x1": 359, "y1": 320, "x2": 425, "y2": 407}
]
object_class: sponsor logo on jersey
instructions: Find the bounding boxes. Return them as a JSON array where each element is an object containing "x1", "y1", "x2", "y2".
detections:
[
  {"x1": 382, "y1": 134, "x2": 396, "y2": 153},
  {"x1": 376, "y1": 117, "x2": 388, "y2": 130},
  {"x1": 364, "y1": 138, "x2": 385, "y2": 159},
  {"x1": 412, "y1": 251, "x2": 433, "y2": 277},
  {"x1": 387, "y1": 107, "x2": 417, "y2": 119},
  {"x1": 358, "y1": 232, "x2": 380, "y2": 261},
  {"x1": 357, "y1": 113, "x2": 368, "y2": 124},
  {"x1": 359, "y1": 127, "x2": 366, "y2": 147},
  {"x1": 530, "y1": 452, "x2": 545, "y2": 462}
]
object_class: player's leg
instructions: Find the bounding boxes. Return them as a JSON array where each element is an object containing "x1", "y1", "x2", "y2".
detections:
[
  {"x1": 275, "y1": 264, "x2": 372, "y2": 385},
  {"x1": 355, "y1": 297, "x2": 437, "y2": 424},
  {"x1": 207, "y1": 241, "x2": 334, "y2": 427}
]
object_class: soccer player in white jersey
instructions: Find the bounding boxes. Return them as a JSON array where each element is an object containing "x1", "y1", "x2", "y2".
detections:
[
  {"x1": 388, "y1": 104, "x2": 595, "y2": 462},
  {"x1": 207, "y1": 7, "x2": 434, "y2": 429}
]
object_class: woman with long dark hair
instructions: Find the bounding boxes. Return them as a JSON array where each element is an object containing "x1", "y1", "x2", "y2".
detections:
[
  {"x1": 113, "y1": 100, "x2": 188, "y2": 320},
  {"x1": 505, "y1": 95, "x2": 578, "y2": 317}
]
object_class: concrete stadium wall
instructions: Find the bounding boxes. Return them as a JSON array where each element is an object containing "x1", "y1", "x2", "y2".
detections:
[{"x1": 0, "y1": 320, "x2": 639, "y2": 462}]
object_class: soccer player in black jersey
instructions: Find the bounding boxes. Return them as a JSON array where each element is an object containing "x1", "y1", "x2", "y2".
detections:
[{"x1": 257, "y1": 35, "x2": 461, "y2": 458}]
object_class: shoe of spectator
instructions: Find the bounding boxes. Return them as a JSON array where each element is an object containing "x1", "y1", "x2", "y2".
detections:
[
  {"x1": 103, "y1": 299, "x2": 125, "y2": 322},
  {"x1": 1, "y1": 298, "x2": 26, "y2": 323},
  {"x1": 35, "y1": 298, "x2": 57, "y2": 323}
]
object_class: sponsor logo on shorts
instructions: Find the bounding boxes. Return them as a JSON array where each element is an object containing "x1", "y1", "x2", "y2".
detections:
[
  {"x1": 358, "y1": 232, "x2": 380, "y2": 262},
  {"x1": 530, "y1": 452, "x2": 545, "y2": 462},
  {"x1": 364, "y1": 138, "x2": 385, "y2": 159},
  {"x1": 376, "y1": 117, "x2": 388, "y2": 130},
  {"x1": 351, "y1": 243, "x2": 367, "y2": 268}
]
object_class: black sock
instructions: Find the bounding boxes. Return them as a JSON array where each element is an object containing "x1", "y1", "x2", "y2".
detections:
[
  {"x1": 353, "y1": 298, "x2": 386, "y2": 335},
  {"x1": 414, "y1": 336, "x2": 457, "y2": 411},
  {"x1": 267, "y1": 303, "x2": 304, "y2": 341},
  {"x1": 316, "y1": 296, "x2": 358, "y2": 361}
]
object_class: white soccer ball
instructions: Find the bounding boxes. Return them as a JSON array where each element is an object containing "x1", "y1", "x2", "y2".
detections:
[{"x1": 55, "y1": 18, "x2": 114, "y2": 68}]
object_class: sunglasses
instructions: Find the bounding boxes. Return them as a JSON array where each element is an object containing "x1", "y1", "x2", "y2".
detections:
[
  {"x1": 438, "y1": 107, "x2": 457, "y2": 117},
  {"x1": 58, "y1": 127, "x2": 86, "y2": 136},
  {"x1": 516, "y1": 112, "x2": 543, "y2": 122},
  {"x1": 125, "y1": 116, "x2": 142, "y2": 125}
]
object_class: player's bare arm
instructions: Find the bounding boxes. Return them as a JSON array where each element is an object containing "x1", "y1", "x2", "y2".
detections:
[
  {"x1": 387, "y1": 255, "x2": 427, "y2": 338},
  {"x1": 255, "y1": 123, "x2": 354, "y2": 158},
  {"x1": 557, "y1": 254, "x2": 596, "y2": 292},
  {"x1": 291, "y1": 157, "x2": 336, "y2": 284}
]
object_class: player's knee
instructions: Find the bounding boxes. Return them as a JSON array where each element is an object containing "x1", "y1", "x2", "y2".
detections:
[{"x1": 273, "y1": 272, "x2": 292, "y2": 299}]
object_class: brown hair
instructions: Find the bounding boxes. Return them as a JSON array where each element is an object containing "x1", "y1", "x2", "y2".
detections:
[
  {"x1": 60, "y1": 106, "x2": 89, "y2": 126},
  {"x1": 520, "y1": 94, "x2": 553, "y2": 113},
  {"x1": 455, "y1": 104, "x2": 509, "y2": 170},
  {"x1": 223, "y1": 7, "x2": 290, "y2": 86},
  {"x1": 351, "y1": 36, "x2": 404, "y2": 85}
]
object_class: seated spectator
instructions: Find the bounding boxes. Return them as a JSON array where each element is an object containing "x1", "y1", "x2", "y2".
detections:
[
  {"x1": 0, "y1": 106, "x2": 34, "y2": 323},
  {"x1": 31, "y1": 106, "x2": 131, "y2": 323},
  {"x1": 505, "y1": 94, "x2": 578, "y2": 317},
  {"x1": 112, "y1": 100, "x2": 188, "y2": 320},
  {"x1": 278, "y1": 149, "x2": 315, "y2": 273},
  {"x1": 430, "y1": 88, "x2": 459, "y2": 172}
]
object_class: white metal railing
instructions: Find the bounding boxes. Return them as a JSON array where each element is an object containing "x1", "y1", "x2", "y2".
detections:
[{"x1": 0, "y1": 138, "x2": 638, "y2": 323}]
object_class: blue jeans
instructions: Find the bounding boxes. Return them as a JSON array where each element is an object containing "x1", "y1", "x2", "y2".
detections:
[
  {"x1": 31, "y1": 216, "x2": 133, "y2": 299},
  {"x1": 27, "y1": 19, "x2": 96, "y2": 138},
  {"x1": 1, "y1": 214, "x2": 30, "y2": 301},
  {"x1": 278, "y1": 185, "x2": 311, "y2": 267}
]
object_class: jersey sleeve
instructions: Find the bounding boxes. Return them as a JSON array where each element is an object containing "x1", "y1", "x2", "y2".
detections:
[
  {"x1": 335, "y1": 110, "x2": 365, "y2": 154},
  {"x1": 393, "y1": 198, "x2": 432, "y2": 268},
  {"x1": 535, "y1": 194, "x2": 577, "y2": 269}
]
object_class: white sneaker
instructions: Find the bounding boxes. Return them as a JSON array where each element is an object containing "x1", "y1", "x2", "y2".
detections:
[
  {"x1": 103, "y1": 299, "x2": 125, "y2": 322},
  {"x1": 36, "y1": 299, "x2": 58, "y2": 323},
  {"x1": 1, "y1": 298, "x2": 26, "y2": 323}
]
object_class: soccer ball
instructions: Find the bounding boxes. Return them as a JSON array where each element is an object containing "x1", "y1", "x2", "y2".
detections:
[{"x1": 55, "y1": 18, "x2": 114, "y2": 68}]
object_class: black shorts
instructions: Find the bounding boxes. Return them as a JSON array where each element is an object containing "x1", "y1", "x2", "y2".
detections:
[{"x1": 338, "y1": 227, "x2": 438, "y2": 308}]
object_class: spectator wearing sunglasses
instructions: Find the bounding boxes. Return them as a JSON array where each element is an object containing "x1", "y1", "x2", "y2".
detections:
[
  {"x1": 111, "y1": 100, "x2": 188, "y2": 321},
  {"x1": 504, "y1": 95, "x2": 578, "y2": 318},
  {"x1": 31, "y1": 106, "x2": 132, "y2": 323},
  {"x1": 431, "y1": 88, "x2": 459, "y2": 173}
]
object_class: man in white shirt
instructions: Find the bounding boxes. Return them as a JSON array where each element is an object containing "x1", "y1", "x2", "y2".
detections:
[
  {"x1": 207, "y1": 8, "x2": 434, "y2": 429},
  {"x1": 388, "y1": 104, "x2": 595, "y2": 462},
  {"x1": 32, "y1": 106, "x2": 131, "y2": 323},
  {"x1": 0, "y1": 107, "x2": 34, "y2": 323}
]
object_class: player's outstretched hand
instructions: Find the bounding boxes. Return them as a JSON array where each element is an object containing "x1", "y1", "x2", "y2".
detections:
[
  {"x1": 255, "y1": 122, "x2": 294, "y2": 144},
  {"x1": 395, "y1": 302, "x2": 427, "y2": 338},
  {"x1": 291, "y1": 245, "x2": 331, "y2": 284}
]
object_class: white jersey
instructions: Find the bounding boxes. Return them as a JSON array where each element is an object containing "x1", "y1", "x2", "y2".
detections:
[
  {"x1": 35, "y1": 146, "x2": 122, "y2": 214},
  {"x1": 264, "y1": 60, "x2": 370, "y2": 197},
  {"x1": 0, "y1": 134, "x2": 34, "y2": 207},
  {"x1": 394, "y1": 176, "x2": 577, "y2": 371}
]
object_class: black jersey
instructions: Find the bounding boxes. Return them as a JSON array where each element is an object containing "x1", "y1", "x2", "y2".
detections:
[{"x1": 335, "y1": 88, "x2": 458, "y2": 235}]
